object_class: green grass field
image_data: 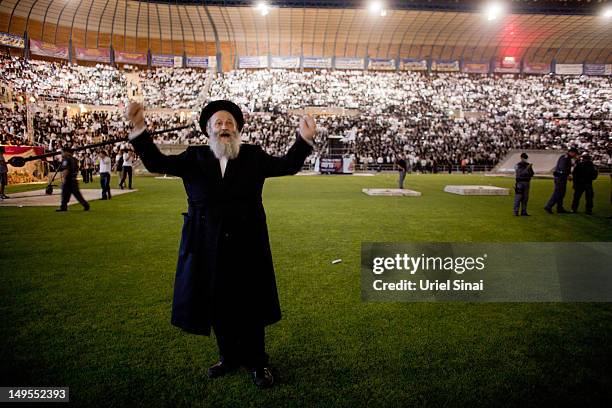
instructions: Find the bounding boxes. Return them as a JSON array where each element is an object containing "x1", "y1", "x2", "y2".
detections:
[{"x1": 1, "y1": 174, "x2": 611, "y2": 407}]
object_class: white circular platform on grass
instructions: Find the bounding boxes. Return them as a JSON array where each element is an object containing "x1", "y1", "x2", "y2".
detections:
[
  {"x1": 362, "y1": 188, "x2": 422, "y2": 196},
  {"x1": 0, "y1": 188, "x2": 137, "y2": 207},
  {"x1": 444, "y1": 185, "x2": 509, "y2": 195}
]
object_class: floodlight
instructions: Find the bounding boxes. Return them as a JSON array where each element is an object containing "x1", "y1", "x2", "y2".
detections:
[
  {"x1": 486, "y1": 2, "x2": 504, "y2": 21},
  {"x1": 369, "y1": 2, "x2": 383, "y2": 14},
  {"x1": 256, "y1": 2, "x2": 270, "y2": 16}
]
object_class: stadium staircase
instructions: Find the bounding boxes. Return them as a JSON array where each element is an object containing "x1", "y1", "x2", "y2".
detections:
[{"x1": 491, "y1": 149, "x2": 564, "y2": 176}]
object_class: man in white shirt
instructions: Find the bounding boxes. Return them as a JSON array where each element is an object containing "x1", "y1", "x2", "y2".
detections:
[
  {"x1": 98, "y1": 150, "x2": 112, "y2": 200},
  {"x1": 119, "y1": 150, "x2": 134, "y2": 189}
]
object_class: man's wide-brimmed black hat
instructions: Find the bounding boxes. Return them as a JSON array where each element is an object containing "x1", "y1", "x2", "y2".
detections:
[{"x1": 199, "y1": 100, "x2": 244, "y2": 136}]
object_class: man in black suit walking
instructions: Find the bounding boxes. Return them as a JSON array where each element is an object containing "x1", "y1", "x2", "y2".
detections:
[{"x1": 56, "y1": 146, "x2": 90, "y2": 212}]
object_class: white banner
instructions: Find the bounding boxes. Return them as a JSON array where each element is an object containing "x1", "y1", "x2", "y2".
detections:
[
  {"x1": 335, "y1": 58, "x2": 365, "y2": 70},
  {"x1": 494, "y1": 65, "x2": 520, "y2": 74},
  {"x1": 303, "y1": 57, "x2": 332, "y2": 69},
  {"x1": 239, "y1": 56, "x2": 269, "y2": 68},
  {"x1": 432, "y1": 60, "x2": 460, "y2": 72},
  {"x1": 523, "y1": 62, "x2": 550, "y2": 74},
  {"x1": 555, "y1": 64, "x2": 583, "y2": 75},
  {"x1": 462, "y1": 62, "x2": 489, "y2": 74},
  {"x1": 186, "y1": 56, "x2": 217, "y2": 68},
  {"x1": 400, "y1": 58, "x2": 428, "y2": 71},
  {"x1": 270, "y1": 56, "x2": 300, "y2": 69},
  {"x1": 368, "y1": 58, "x2": 396, "y2": 71}
]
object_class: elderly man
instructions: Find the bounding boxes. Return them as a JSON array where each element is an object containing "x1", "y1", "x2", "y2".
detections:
[{"x1": 126, "y1": 100, "x2": 315, "y2": 389}]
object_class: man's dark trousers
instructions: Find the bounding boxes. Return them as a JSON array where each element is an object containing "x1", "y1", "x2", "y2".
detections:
[
  {"x1": 514, "y1": 181, "x2": 530, "y2": 215},
  {"x1": 211, "y1": 225, "x2": 268, "y2": 369},
  {"x1": 60, "y1": 180, "x2": 89, "y2": 210},
  {"x1": 100, "y1": 172, "x2": 111, "y2": 199},
  {"x1": 572, "y1": 184, "x2": 594, "y2": 213},
  {"x1": 398, "y1": 170, "x2": 406, "y2": 189},
  {"x1": 545, "y1": 177, "x2": 568, "y2": 211},
  {"x1": 212, "y1": 320, "x2": 268, "y2": 369},
  {"x1": 120, "y1": 166, "x2": 133, "y2": 189}
]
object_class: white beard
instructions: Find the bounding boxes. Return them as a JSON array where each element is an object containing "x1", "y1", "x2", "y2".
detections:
[{"x1": 209, "y1": 131, "x2": 241, "y2": 160}]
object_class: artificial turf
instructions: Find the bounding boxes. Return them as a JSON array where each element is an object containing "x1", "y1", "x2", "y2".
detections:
[{"x1": 1, "y1": 173, "x2": 611, "y2": 407}]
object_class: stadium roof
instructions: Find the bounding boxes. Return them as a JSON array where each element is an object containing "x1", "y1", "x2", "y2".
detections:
[
  {"x1": 1, "y1": 0, "x2": 610, "y2": 63},
  {"x1": 149, "y1": 1, "x2": 610, "y2": 16}
]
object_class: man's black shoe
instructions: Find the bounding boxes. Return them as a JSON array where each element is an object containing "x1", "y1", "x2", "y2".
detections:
[
  {"x1": 521, "y1": 213, "x2": 530, "y2": 216},
  {"x1": 251, "y1": 367, "x2": 274, "y2": 389},
  {"x1": 84, "y1": 205, "x2": 90, "y2": 211},
  {"x1": 544, "y1": 207, "x2": 553, "y2": 214},
  {"x1": 207, "y1": 360, "x2": 238, "y2": 378},
  {"x1": 557, "y1": 208, "x2": 570, "y2": 214},
  {"x1": 55, "y1": 208, "x2": 67, "y2": 212}
]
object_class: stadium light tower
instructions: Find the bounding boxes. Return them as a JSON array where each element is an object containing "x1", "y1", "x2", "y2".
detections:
[
  {"x1": 485, "y1": 2, "x2": 505, "y2": 21},
  {"x1": 256, "y1": 2, "x2": 270, "y2": 16}
]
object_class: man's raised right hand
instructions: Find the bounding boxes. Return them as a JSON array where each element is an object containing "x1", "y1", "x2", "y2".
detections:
[{"x1": 125, "y1": 102, "x2": 145, "y2": 130}]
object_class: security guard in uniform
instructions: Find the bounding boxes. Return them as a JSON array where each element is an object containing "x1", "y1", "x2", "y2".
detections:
[
  {"x1": 56, "y1": 146, "x2": 90, "y2": 212},
  {"x1": 545, "y1": 147, "x2": 578, "y2": 214},
  {"x1": 571, "y1": 153, "x2": 598, "y2": 214},
  {"x1": 514, "y1": 152, "x2": 534, "y2": 216}
]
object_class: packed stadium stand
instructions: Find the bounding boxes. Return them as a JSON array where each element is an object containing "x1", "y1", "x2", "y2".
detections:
[{"x1": 0, "y1": 1, "x2": 611, "y2": 173}]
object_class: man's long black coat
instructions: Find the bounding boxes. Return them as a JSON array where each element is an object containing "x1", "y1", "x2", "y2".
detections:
[{"x1": 131, "y1": 131, "x2": 313, "y2": 335}]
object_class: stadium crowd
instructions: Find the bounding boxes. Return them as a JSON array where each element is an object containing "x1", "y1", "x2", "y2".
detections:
[
  {"x1": 140, "y1": 67, "x2": 209, "y2": 109},
  {"x1": 1, "y1": 57, "x2": 128, "y2": 105},
  {"x1": 1, "y1": 56, "x2": 611, "y2": 170}
]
